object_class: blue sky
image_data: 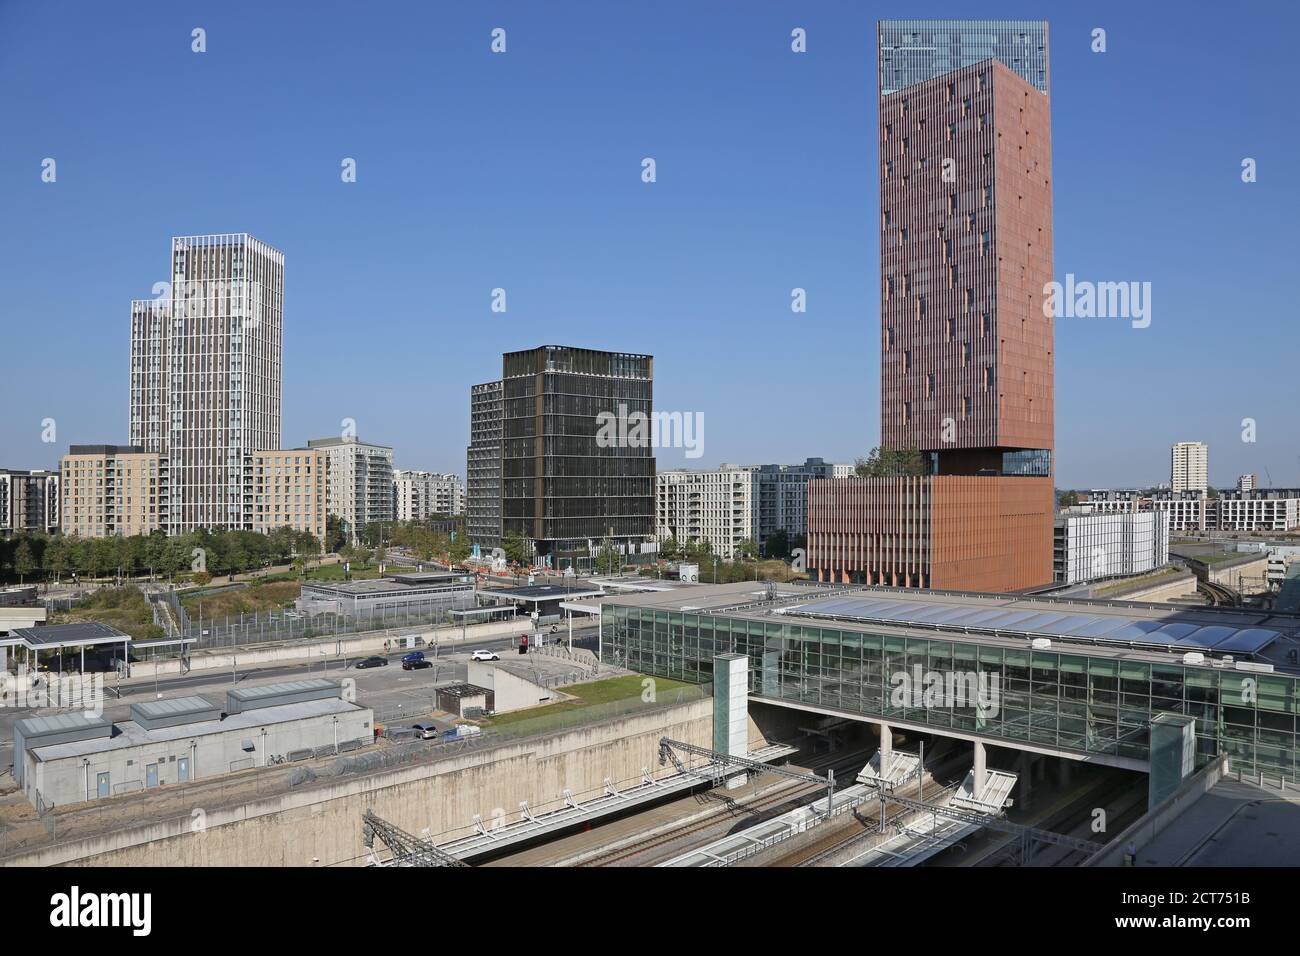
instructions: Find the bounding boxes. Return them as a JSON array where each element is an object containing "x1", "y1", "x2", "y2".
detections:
[{"x1": 1, "y1": 0, "x2": 1295, "y2": 489}]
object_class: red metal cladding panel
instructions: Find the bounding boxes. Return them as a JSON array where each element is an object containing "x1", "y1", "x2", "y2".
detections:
[
  {"x1": 808, "y1": 476, "x2": 1052, "y2": 591},
  {"x1": 990, "y1": 60, "x2": 1054, "y2": 451},
  {"x1": 879, "y1": 58, "x2": 1053, "y2": 455}
]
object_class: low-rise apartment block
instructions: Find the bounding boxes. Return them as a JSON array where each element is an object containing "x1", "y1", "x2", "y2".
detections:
[
  {"x1": 0, "y1": 469, "x2": 59, "y2": 534},
  {"x1": 393, "y1": 470, "x2": 464, "y2": 521},
  {"x1": 59, "y1": 446, "x2": 167, "y2": 538},
  {"x1": 307, "y1": 436, "x2": 394, "y2": 539},
  {"x1": 245, "y1": 449, "x2": 327, "y2": 541}
]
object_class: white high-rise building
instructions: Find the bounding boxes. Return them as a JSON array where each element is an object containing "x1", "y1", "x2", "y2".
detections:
[
  {"x1": 1053, "y1": 510, "x2": 1169, "y2": 585},
  {"x1": 656, "y1": 467, "x2": 760, "y2": 560},
  {"x1": 129, "y1": 234, "x2": 285, "y2": 532},
  {"x1": 393, "y1": 470, "x2": 464, "y2": 521},
  {"x1": 1171, "y1": 441, "x2": 1208, "y2": 494},
  {"x1": 307, "y1": 436, "x2": 394, "y2": 540}
]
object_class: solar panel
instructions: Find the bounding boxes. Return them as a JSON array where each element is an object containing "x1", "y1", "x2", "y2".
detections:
[{"x1": 781, "y1": 595, "x2": 1283, "y2": 658}]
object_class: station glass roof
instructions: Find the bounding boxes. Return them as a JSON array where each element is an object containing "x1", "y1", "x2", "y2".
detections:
[{"x1": 782, "y1": 596, "x2": 1282, "y2": 656}]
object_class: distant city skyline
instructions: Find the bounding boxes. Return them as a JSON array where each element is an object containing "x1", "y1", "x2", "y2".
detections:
[{"x1": 3, "y1": 2, "x2": 1296, "y2": 489}]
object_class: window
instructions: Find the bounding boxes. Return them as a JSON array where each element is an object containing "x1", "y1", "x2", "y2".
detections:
[
  {"x1": 926, "y1": 373, "x2": 935, "y2": 396},
  {"x1": 963, "y1": 396, "x2": 972, "y2": 418},
  {"x1": 984, "y1": 366, "x2": 996, "y2": 391},
  {"x1": 903, "y1": 401, "x2": 913, "y2": 423},
  {"x1": 962, "y1": 343, "x2": 972, "y2": 366},
  {"x1": 903, "y1": 349, "x2": 913, "y2": 371}
]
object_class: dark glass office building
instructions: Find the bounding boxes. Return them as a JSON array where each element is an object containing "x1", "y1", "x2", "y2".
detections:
[{"x1": 467, "y1": 345, "x2": 655, "y2": 565}]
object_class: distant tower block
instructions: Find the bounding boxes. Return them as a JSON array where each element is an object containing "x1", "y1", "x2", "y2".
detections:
[{"x1": 713, "y1": 653, "x2": 749, "y2": 788}]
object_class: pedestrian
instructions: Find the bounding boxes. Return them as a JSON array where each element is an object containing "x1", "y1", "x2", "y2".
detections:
[{"x1": 1124, "y1": 840, "x2": 1137, "y2": 866}]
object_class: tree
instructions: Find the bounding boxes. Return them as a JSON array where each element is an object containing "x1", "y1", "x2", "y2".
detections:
[
  {"x1": 854, "y1": 446, "x2": 929, "y2": 478},
  {"x1": 43, "y1": 536, "x2": 69, "y2": 582},
  {"x1": 734, "y1": 538, "x2": 759, "y2": 560},
  {"x1": 503, "y1": 532, "x2": 532, "y2": 565},
  {"x1": 594, "y1": 540, "x2": 620, "y2": 573},
  {"x1": 325, "y1": 515, "x2": 347, "y2": 554},
  {"x1": 764, "y1": 529, "x2": 791, "y2": 560},
  {"x1": 14, "y1": 540, "x2": 35, "y2": 584}
]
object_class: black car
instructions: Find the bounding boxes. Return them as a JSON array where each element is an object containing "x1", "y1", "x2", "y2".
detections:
[
  {"x1": 402, "y1": 658, "x2": 432, "y2": 671},
  {"x1": 355, "y1": 656, "x2": 388, "y2": 669}
]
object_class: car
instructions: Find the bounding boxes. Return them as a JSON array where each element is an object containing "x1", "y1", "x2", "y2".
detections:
[
  {"x1": 411, "y1": 722, "x2": 440, "y2": 740},
  {"x1": 402, "y1": 657, "x2": 432, "y2": 671},
  {"x1": 355, "y1": 655, "x2": 388, "y2": 669},
  {"x1": 401, "y1": 650, "x2": 425, "y2": 664},
  {"x1": 470, "y1": 649, "x2": 499, "y2": 662}
]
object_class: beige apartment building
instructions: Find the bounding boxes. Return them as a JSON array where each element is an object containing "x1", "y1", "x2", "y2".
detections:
[
  {"x1": 60, "y1": 445, "x2": 168, "y2": 538},
  {"x1": 59, "y1": 445, "x2": 325, "y2": 545},
  {"x1": 245, "y1": 449, "x2": 327, "y2": 542}
]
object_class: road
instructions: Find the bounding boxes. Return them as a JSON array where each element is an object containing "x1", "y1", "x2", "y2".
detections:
[{"x1": 0, "y1": 621, "x2": 600, "y2": 782}]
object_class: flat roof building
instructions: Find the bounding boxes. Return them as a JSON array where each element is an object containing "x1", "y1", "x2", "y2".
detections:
[
  {"x1": 14, "y1": 681, "x2": 373, "y2": 809},
  {"x1": 601, "y1": 581, "x2": 1300, "y2": 783},
  {"x1": 808, "y1": 19, "x2": 1056, "y2": 592},
  {"x1": 296, "y1": 574, "x2": 474, "y2": 618}
]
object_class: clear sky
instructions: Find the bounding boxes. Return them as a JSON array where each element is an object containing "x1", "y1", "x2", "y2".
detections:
[{"x1": 2, "y1": 0, "x2": 1295, "y2": 489}]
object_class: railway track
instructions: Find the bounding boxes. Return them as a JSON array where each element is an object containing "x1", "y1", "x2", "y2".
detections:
[
  {"x1": 577, "y1": 746, "x2": 873, "y2": 867},
  {"x1": 775, "y1": 766, "x2": 965, "y2": 868}
]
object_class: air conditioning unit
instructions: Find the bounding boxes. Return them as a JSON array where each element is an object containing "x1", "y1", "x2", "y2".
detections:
[
  {"x1": 1235, "y1": 660, "x2": 1275, "y2": 673},
  {"x1": 1031, "y1": 638, "x2": 1052, "y2": 650},
  {"x1": 1182, "y1": 652, "x2": 1205, "y2": 665}
]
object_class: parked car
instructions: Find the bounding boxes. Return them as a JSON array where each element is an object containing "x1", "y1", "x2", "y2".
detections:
[
  {"x1": 470, "y1": 649, "x2": 500, "y2": 662},
  {"x1": 412, "y1": 722, "x2": 440, "y2": 740},
  {"x1": 355, "y1": 656, "x2": 388, "y2": 669}
]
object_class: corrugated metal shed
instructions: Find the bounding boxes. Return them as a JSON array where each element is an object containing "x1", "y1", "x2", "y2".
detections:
[
  {"x1": 226, "y1": 678, "x2": 342, "y2": 714},
  {"x1": 130, "y1": 695, "x2": 222, "y2": 730}
]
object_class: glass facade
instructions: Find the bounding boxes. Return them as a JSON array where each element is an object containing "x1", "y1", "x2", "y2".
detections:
[
  {"x1": 499, "y1": 346, "x2": 655, "y2": 557},
  {"x1": 879, "y1": 19, "x2": 1049, "y2": 96},
  {"x1": 604, "y1": 605, "x2": 1300, "y2": 781}
]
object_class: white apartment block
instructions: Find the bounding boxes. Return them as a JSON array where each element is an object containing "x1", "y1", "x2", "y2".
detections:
[
  {"x1": 1171, "y1": 441, "x2": 1208, "y2": 494},
  {"x1": 1053, "y1": 510, "x2": 1170, "y2": 585},
  {"x1": 1237, "y1": 474, "x2": 1259, "y2": 492},
  {"x1": 0, "y1": 469, "x2": 59, "y2": 533},
  {"x1": 393, "y1": 470, "x2": 464, "y2": 521},
  {"x1": 129, "y1": 234, "x2": 285, "y2": 532},
  {"x1": 754, "y1": 458, "x2": 850, "y2": 544},
  {"x1": 656, "y1": 468, "x2": 759, "y2": 560},
  {"x1": 1216, "y1": 490, "x2": 1300, "y2": 533},
  {"x1": 1082, "y1": 488, "x2": 1300, "y2": 534},
  {"x1": 307, "y1": 436, "x2": 394, "y2": 539}
]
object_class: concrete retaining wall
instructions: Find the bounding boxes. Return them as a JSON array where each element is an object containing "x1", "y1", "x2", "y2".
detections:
[
  {"x1": 3, "y1": 697, "x2": 767, "y2": 867},
  {"x1": 1097, "y1": 570, "x2": 1197, "y2": 604},
  {"x1": 1083, "y1": 755, "x2": 1228, "y2": 867}
]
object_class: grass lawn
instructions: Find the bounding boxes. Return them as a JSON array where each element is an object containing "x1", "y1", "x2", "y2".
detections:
[
  {"x1": 484, "y1": 674, "x2": 693, "y2": 727},
  {"x1": 51, "y1": 587, "x2": 161, "y2": 640},
  {"x1": 1196, "y1": 552, "x2": 1240, "y2": 565},
  {"x1": 180, "y1": 580, "x2": 301, "y2": 617}
]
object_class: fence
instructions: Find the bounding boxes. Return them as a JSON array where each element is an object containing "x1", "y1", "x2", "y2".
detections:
[{"x1": 174, "y1": 600, "x2": 480, "y2": 653}]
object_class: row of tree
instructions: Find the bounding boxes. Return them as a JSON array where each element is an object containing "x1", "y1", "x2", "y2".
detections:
[
  {"x1": 0, "y1": 526, "x2": 322, "y2": 584},
  {"x1": 854, "y1": 446, "x2": 929, "y2": 478}
]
